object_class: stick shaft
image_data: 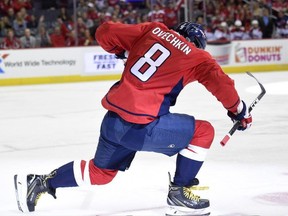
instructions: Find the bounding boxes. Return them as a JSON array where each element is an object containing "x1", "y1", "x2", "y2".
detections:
[{"x1": 220, "y1": 72, "x2": 266, "y2": 146}]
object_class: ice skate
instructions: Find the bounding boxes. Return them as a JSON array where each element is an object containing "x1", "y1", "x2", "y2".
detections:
[
  {"x1": 166, "y1": 173, "x2": 210, "y2": 216},
  {"x1": 14, "y1": 170, "x2": 57, "y2": 212}
]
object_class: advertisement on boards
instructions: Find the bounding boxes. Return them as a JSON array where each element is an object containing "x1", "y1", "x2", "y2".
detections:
[
  {"x1": 232, "y1": 40, "x2": 285, "y2": 65},
  {"x1": 83, "y1": 52, "x2": 124, "y2": 75},
  {"x1": 0, "y1": 48, "x2": 81, "y2": 78},
  {"x1": 206, "y1": 41, "x2": 232, "y2": 65},
  {"x1": 231, "y1": 39, "x2": 286, "y2": 65},
  {"x1": 206, "y1": 39, "x2": 287, "y2": 66}
]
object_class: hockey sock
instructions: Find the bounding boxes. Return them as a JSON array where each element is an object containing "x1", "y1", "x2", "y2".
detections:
[
  {"x1": 48, "y1": 160, "x2": 118, "y2": 189},
  {"x1": 74, "y1": 159, "x2": 118, "y2": 186},
  {"x1": 173, "y1": 120, "x2": 214, "y2": 186},
  {"x1": 48, "y1": 161, "x2": 78, "y2": 188},
  {"x1": 173, "y1": 152, "x2": 204, "y2": 186}
]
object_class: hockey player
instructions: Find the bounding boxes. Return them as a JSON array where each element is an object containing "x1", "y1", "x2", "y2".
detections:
[
  {"x1": 230, "y1": 20, "x2": 249, "y2": 40},
  {"x1": 14, "y1": 21, "x2": 252, "y2": 216},
  {"x1": 213, "y1": 21, "x2": 231, "y2": 42},
  {"x1": 249, "y1": 20, "x2": 263, "y2": 39}
]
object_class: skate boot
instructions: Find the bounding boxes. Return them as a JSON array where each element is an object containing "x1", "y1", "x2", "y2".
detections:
[
  {"x1": 14, "y1": 170, "x2": 57, "y2": 212},
  {"x1": 166, "y1": 173, "x2": 210, "y2": 216}
]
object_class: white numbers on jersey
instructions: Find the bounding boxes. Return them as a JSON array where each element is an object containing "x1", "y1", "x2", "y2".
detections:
[{"x1": 130, "y1": 43, "x2": 170, "y2": 82}]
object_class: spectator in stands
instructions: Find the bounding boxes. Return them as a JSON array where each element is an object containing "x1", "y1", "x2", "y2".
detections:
[
  {"x1": 145, "y1": 0, "x2": 162, "y2": 8},
  {"x1": 210, "y1": 8, "x2": 223, "y2": 30},
  {"x1": 82, "y1": 29, "x2": 94, "y2": 46},
  {"x1": 275, "y1": 10, "x2": 287, "y2": 29},
  {"x1": 12, "y1": 0, "x2": 32, "y2": 12},
  {"x1": 20, "y1": 28, "x2": 37, "y2": 48},
  {"x1": 205, "y1": 1, "x2": 216, "y2": 22},
  {"x1": 213, "y1": 21, "x2": 231, "y2": 42},
  {"x1": 58, "y1": 7, "x2": 69, "y2": 23},
  {"x1": 50, "y1": 26, "x2": 66, "y2": 47},
  {"x1": 0, "y1": 17, "x2": 7, "y2": 37},
  {"x1": 77, "y1": 0, "x2": 89, "y2": 15},
  {"x1": 275, "y1": 20, "x2": 288, "y2": 38},
  {"x1": 195, "y1": 15, "x2": 204, "y2": 25},
  {"x1": 204, "y1": 25, "x2": 215, "y2": 42},
  {"x1": 36, "y1": 25, "x2": 52, "y2": 47},
  {"x1": 77, "y1": 16, "x2": 88, "y2": 35},
  {"x1": 147, "y1": 3, "x2": 164, "y2": 23},
  {"x1": 272, "y1": 0, "x2": 288, "y2": 12},
  {"x1": 192, "y1": 0, "x2": 208, "y2": 21},
  {"x1": 54, "y1": 16, "x2": 73, "y2": 40},
  {"x1": 251, "y1": 1, "x2": 262, "y2": 19},
  {"x1": 6, "y1": 8, "x2": 15, "y2": 27},
  {"x1": 2, "y1": 0, "x2": 286, "y2": 50},
  {"x1": 241, "y1": 4, "x2": 254, "y2": 31},
  {"x1": 118, "y1": 0, "x2": 131, "y2": 14},
  {"x1": 19, "y1": 7, "x2": 34, "y2": 23},
  {"x1": 37, "y1": 15, "x2": 48, "y2": 32},
  {"x1": 100, "y1": 11, "x2": 112, "y2": 22},
  {"x1": 111, "y1": 14, "x2": 122, "y2": 23},
  {"x1": 258, "y1": 7, "x2": 274, "y2": 39},
  {"x1": 121, "y1": 2, "x2": 134, "y2": 16},
  {"x1": 1, "y1": 16, "x2": 13, "y2": 32},
  {"x1": 163, "y1": 0, "x2": 182, "y2": 29},
  {"x1": 1, "y1": 28, "x2": 21, "y2": 49},
  {"x1": 230, "y1": 19, "x2": 249, "y2": 40},
  {"x1": 95, "y1": 0, "x2": 107, "y2": 11},
  {"x1": 139, "y1": 13, "x2": 149, "y2": 23},
  {"x1": 81, "y1": 11, "x2": 94, "y2": 29},
  {"x1": 26, "y1": 14, "x2": 38, "y2": 36},
  {"x1": 0, "y1": 0, "x2": 13, "y2": 16},
  {"x1": 122, "y1": 10, "x2": 138, "y2": 24},
  {"x1": 19, "y1": 7, "x2": 31, "y2": 22},
  {"x1": 87, "y1": 4, "x2": 100, "y2": 25},
  {"x1": 107, "y1": 0, "x2": 120, "y2": 8},
  {"x1": 110, "y1": 4, "x2": 121, "y2": 21},
  {"x1": 13, "y1": 10, "x2": 27, "y2": 37},
  {"x1": 249, "y1": 19, "x2": 263, "y2": 39},
  {"x1": 237, "y1": 3, "x2": 252, "y2": 26},
  {"x1": 66, "y1": 29, "x2": 77, "y2": 46}
]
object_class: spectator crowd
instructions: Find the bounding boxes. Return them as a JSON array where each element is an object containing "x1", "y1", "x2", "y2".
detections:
[
  {"x1": 0, "y1": 0, "x2": 287, "y2": 50},
  {"x1": 199, "y1": 0, "x2": 288, "y2": 42}
]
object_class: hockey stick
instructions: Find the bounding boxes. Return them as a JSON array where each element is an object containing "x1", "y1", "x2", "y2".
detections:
[{"x1": 220, "y1": 72, "x2": 266, "y2": 146}]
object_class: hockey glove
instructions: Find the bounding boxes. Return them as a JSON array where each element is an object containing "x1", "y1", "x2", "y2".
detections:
[
  {"x1": 115, "y1": 50, "x2": 128, "y2": 59},
  {"x1": 227, "y1": 100, "x2": 252, "y2": 131}
]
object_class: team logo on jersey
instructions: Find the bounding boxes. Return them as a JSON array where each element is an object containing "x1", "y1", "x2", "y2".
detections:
[
  {"x1": 0, "y1": 53, "x2": 9, "y2": 73},
  {"x1": 168, "y1": 144, "x2": 175, "y2": 148}
]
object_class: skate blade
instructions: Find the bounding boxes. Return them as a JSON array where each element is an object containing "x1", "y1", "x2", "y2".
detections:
[
  {"x1": 165, "y1": 206, "x2": 210, "y2": 216},
  {"x1": 14, "y1": 174, "x2": 29, "y2": 213}
]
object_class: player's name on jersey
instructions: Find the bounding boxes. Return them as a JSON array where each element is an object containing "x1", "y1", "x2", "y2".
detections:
[{"x1": 152, "y1": 27, "x2": 191, "y2": 55}]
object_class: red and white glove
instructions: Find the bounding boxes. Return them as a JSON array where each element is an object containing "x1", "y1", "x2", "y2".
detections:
[{"x1": 227, "y1": 100, "x2": 252, "y2": 131}]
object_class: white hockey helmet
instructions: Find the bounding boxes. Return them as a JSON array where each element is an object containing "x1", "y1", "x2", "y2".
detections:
[
  {"x1": 235, "y1": 20, "x2": 242, "y2": 27},
  {"x1": 251, "y1": 20, "x2": 259, "y2": 25}
]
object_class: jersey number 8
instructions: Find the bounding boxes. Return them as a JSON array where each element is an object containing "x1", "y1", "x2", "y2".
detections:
[{"x1": 130, "y1": 43, "x2": 170, "y2": 82}]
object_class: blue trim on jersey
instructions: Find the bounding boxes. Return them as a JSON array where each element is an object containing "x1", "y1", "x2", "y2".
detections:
[
  {"x1": 105, "y1": 80, "x2": 158, "y2": 119},
  {"x1": 158, "y1": 78, "x2": 184, "y2": 116},
  {"x1": 105, "y1": 95, "x2": 158, "y2": 119},
  {"x1": 105, "y1": 79, "x2": 184, "y2": 119}
]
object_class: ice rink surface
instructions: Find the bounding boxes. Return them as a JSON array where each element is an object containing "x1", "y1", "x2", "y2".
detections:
[{"x1": 0, "y1": 71, "x2": 287, "y2": 216}]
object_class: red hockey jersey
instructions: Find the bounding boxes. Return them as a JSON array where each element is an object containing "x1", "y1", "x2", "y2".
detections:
[{"x1": 96, "y1": 21, "x2": 240, "y2": 124}]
